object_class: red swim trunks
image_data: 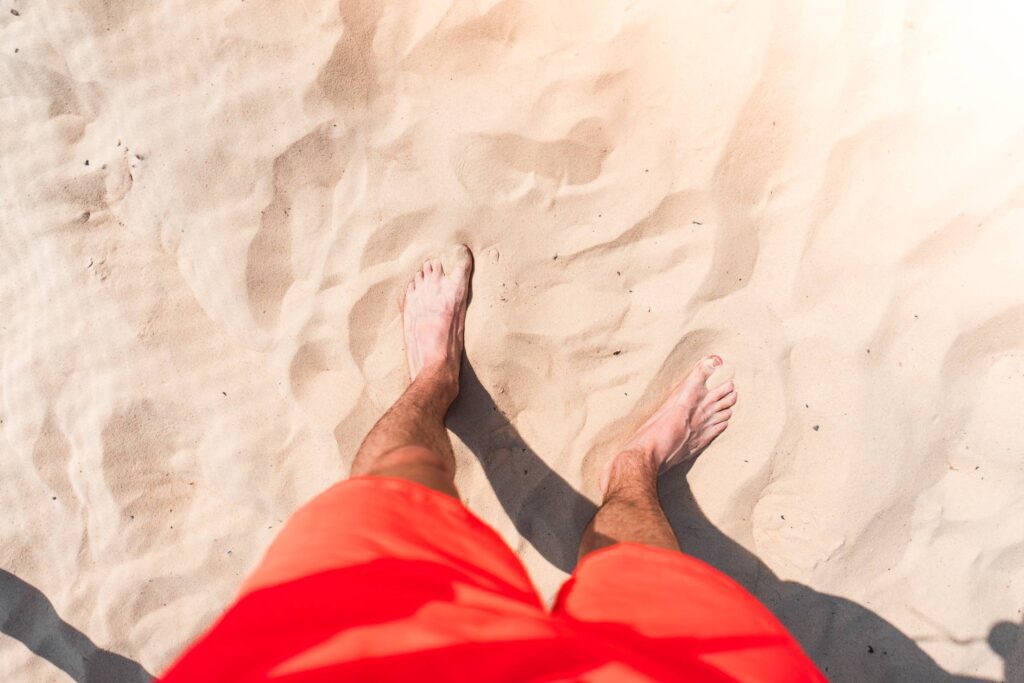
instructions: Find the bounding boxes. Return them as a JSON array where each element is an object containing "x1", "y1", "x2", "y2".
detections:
[{"x1": 161, "y1": 477, "x2": 824, "y2": 682}]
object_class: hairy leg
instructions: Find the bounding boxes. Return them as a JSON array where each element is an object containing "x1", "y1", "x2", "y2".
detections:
[
  {"x1": 579, "y1": 449, "x2": 680, "y2": 556},
  {"x1": 580, "y1": 355, "x2": 738, "y2": 560},
  {"x1": 349, "y1": 246, "x2": 473, "y2": 498},
  {"x1": 350, "y1": 369, "x2": 460, "y2": 496}
]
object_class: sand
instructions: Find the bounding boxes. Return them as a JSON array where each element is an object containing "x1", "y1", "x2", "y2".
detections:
[{"x1": 1, "y1": 1, "x2": 1023, "y2": 681}]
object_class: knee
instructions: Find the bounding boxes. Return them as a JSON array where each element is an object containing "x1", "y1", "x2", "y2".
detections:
[
  {"x1": 367, "y1": 446, "x2": 454, "y2": 477},
  {"x1": 358, "y1": 446, "x2": 459, "y2": 499}
]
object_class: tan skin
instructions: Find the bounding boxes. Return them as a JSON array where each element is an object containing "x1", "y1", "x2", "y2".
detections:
[{"x1": 350, "y1": 245, "x2": 738, "y2": 561}]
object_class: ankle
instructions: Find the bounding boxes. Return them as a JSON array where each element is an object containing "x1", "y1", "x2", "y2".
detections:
[
  {"x1": 412, "y1": 364, "x2": 460, "y2": 404},
  {"x1": 602, "y1": 448, "x2": 659, "y2": 499}
]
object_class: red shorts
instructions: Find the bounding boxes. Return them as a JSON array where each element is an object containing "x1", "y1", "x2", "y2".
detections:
[{"x1": 161, "y1": 477, "x2": 823, "y2": 682}]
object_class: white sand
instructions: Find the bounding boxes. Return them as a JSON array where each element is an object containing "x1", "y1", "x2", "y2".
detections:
[{"x1": 1, "y1": 2, "x2": 1023, "y2": 681}]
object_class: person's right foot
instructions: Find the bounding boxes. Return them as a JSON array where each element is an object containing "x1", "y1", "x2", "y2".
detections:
[
  {"x1": 401, "y1": 245, "x2": 474, "y2": 386},
  {"x1": 601, "y1": 355, "x2": 737, "y2": 494}
]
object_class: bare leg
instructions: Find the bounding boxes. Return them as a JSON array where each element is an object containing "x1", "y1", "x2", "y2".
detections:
[
  {"x1": 349, "y1": 245, "x2": 474, "y2": 498},
  {"x1": 579, "y1": 355, "x2": 738, "y2": 560}
]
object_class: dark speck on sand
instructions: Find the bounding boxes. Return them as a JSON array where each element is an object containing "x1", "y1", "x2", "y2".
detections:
[{"x1": 813, "y1": 425, "x2": 820, "y2": 431}]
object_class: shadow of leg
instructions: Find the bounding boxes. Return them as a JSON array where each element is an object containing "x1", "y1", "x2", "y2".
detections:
[
  {"x1": 447, "y1": 361, "x2": 995, "y2": 681},
  {"x1": 0, "y1": 569, "x2": 153, "y2": 683},
  {"x1": 658, "y1": 465, "x2": 990, "y2": 683},
  {"x1": 989, "y1": 620, "x2": 1023, "y2": 683},
  {"x1": 448, "y1": 361, "x2": 597, "y2": 573}
]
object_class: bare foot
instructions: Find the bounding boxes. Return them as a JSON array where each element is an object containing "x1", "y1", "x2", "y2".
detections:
[
  {"x1": 402, "y1": 245, "x2": 474, "y2": 386},
  {"x1": 601, "y1": 355, "x2": 737, "y2": 494}
]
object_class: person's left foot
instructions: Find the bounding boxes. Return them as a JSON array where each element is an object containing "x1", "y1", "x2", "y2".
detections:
[
  {"x1": 600, "y1": 355, "x2": 737, "y2": 494},
  {"x1": 401, "y1": 245, "x2": 474, "y2": 387}
]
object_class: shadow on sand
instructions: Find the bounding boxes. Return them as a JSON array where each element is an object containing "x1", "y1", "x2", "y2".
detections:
[
  {"x1": 4, "y1": 361, "x2": 1013, "y2": 682},
  {"x1": 0, "y1": 569, "x2": 153, "y2": 683},
  {"x1": 449, "y1": 361, "x2": 1011, "y2": 682},
  {"x1": 449, "y1": 362, "x2": 596, "y2": 574}
]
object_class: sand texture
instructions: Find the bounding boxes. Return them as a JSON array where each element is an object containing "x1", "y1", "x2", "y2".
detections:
[{"x1": 2, "y1": 1, "x2": 1023, "y2": 681}]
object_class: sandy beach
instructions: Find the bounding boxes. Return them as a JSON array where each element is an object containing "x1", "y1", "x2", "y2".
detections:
[{"x1": 1, "y1": 1, "x2": 1023, "y2": 680}]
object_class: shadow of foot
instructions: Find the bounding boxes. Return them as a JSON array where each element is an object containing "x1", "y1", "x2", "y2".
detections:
[{"x1": 0, "y1": 569, "x2": 153, "y2": 683}]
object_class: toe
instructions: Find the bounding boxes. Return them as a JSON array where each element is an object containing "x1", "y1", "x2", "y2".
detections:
[
  {"x1": 704, "y1": 381, "x2": 735, "y2": 404},
  {"x1": 684, "y1": 355, "x2": 722, "y2": 392},
  {"x1": 447, "y1": 244, "x2": 474, "y2": 279},
  {"x1": 705, "y1": 421, "x2": 729, "y2": 439},
  {"x1": 709, "y1": 408, "x2": 732, "y2": 425},
  {"x1": 712, "y1": 390, "x2": 737, "y2": 412},
  {"x1": 423, "y1": 259, "x2": 434, "y2": 274},
  {"x1": 429, "y1": 258, "x2": 443, "y2": 276},
  {"x1": 698, "y1": 355, "x2": 723, "y2": 379}
]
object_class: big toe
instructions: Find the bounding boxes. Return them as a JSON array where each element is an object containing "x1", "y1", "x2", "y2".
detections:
[
  {"x1": 445, "y1": 244, "x2": 474, "y2": 282},
  {"x1": 691, "y1": 355, "x2": 722, "y2": 386},
  {"x1": 671, "y1": 355, "x2": 722, "y2": 405}
]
